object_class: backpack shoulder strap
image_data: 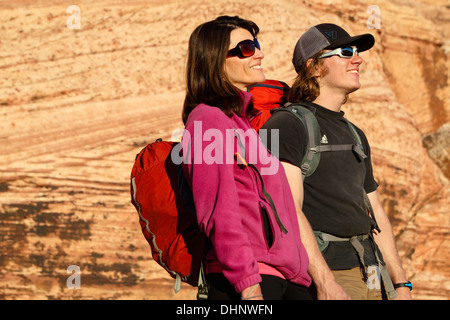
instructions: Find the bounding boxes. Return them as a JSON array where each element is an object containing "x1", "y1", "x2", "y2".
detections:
[
  {"x1": 344, "y1": 119, "x2": 367, "y2": 160},
  {"x1": 271, "y1": 103, "x2": 367, "y2": 179},
  {"x1": 273, "y1": 102, "x2": 322, "y2": 180}
]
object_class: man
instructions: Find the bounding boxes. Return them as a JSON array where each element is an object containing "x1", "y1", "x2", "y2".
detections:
[{"x1": 262, "y1": 23, "x2": 412, "y2": 300}]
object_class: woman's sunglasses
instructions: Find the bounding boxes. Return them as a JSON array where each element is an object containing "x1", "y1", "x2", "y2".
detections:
[
  {"x1": 319, "y1": 46, "x2": 359, "y2": 59},
  {"x1": 227, "y1": 38, "x2": 261, "y2": 58}
]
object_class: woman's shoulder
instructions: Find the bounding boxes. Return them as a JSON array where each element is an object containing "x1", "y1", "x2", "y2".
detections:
[{"x1": 187, "y1": 104, "x2": 232, "y2": 128}]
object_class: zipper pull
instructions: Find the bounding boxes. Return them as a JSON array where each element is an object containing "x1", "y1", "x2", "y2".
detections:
[{"x1": 235, "y1": 152, "x2": 248, "y2": 168}]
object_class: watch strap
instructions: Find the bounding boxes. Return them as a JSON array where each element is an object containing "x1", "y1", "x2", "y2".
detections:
[{"x1": 394, "y1": 281, "x2": 413, "y2": 291}]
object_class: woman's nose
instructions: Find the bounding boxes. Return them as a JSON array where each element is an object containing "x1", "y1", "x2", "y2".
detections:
[{"x1": 254, "y1": 48, "x2": 264, "y2": 60}]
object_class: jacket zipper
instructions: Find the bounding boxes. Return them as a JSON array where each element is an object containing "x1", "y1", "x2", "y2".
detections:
[{"x1": 234, "y1": 128, "x2": 288, "y2": 235}]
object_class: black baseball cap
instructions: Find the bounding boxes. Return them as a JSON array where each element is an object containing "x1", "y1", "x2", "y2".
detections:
[{"x1": 293, "y1": 23, "x2": 375, "y2": 72}]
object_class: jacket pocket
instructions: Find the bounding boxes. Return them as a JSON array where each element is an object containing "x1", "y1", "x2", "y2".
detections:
[{"x1": 260, "y1": 204, "x2": 274, "y2": 249}]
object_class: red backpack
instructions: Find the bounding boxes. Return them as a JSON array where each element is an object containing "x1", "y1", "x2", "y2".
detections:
[
  {"x1": 130, "y1": 140, "x2": 206, "y2": 294},
  {"x1": 249, "y1": 79, "x2": 289, "y2": 131}
]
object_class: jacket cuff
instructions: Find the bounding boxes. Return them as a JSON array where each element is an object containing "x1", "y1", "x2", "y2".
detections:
[{"x1": 234, "y1": 274, "x2": 262, "y2": 294}]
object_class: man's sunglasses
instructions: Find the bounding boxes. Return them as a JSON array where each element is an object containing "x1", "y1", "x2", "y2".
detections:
[
  {"x1": 227, "y1": 38, "x2": 261, "y2": 58},
  {"x1": 319, "y1": 46, "x2": 359, "y2": 59}
]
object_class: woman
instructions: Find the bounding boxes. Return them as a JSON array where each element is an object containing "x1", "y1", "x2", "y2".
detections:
[{"x1": 180, "y1": 16, "x2": 311, "y2": 300}]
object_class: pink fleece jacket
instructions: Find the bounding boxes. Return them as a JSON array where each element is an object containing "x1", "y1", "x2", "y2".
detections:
[{"x1": 181, "y1": 91, "x2": 311, "y2": 293}]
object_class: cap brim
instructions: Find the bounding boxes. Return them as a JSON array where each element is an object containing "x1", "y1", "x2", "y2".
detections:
[{"x1": 325, "y1": 33, "x2": 375, "y2": 52}]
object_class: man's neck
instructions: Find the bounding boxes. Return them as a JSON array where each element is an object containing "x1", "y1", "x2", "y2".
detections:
[{"x1": 313, "y1": 94, "x2": 345, "y2": 112}]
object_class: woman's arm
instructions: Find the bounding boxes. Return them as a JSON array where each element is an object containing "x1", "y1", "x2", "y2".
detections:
[{"x1": 182, "y1": 110, "x2": 262, "y2": 294}]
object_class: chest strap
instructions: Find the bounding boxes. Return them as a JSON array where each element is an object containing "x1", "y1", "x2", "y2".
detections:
[
  {"x1": 314, "y1": 144, "x2": 367, "y2": 160},
  {"x1": 319, "y1": 231, "x2": 397, "y2": 299}
]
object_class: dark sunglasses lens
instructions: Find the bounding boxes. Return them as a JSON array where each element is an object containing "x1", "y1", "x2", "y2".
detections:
[
  {"x1": 239, "y1": 40, "x2": 256, "y2": 57},
  {"x1": 341, "y1": 47, "x2": 354, "y2": 57}
]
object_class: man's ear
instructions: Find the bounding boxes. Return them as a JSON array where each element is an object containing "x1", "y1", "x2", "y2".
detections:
[{"x1": 306, "y1": 58, "x2": 321, "y2": 78}]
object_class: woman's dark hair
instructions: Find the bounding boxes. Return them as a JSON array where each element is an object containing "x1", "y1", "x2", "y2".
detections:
[{"x1": 182, "y1": 16, "x2": 259, "y2": 124}]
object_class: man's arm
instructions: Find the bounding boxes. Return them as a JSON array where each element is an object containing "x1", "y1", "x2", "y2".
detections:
[
  {"x1": 367, "y1": 190, "x2": 412, "y2": 300},
  {"x1": 281, "y1": 161, "x2": 350, "y2": 300}
]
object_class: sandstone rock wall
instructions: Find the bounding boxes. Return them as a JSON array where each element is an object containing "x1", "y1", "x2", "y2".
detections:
[{"x1": 0, "y1": 0, "x2": 448, "y2": 300}]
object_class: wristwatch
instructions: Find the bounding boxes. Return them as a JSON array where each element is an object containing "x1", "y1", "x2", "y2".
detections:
[{"x1": 394, "y1": 281, "x2": 413, "y2": 291}]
